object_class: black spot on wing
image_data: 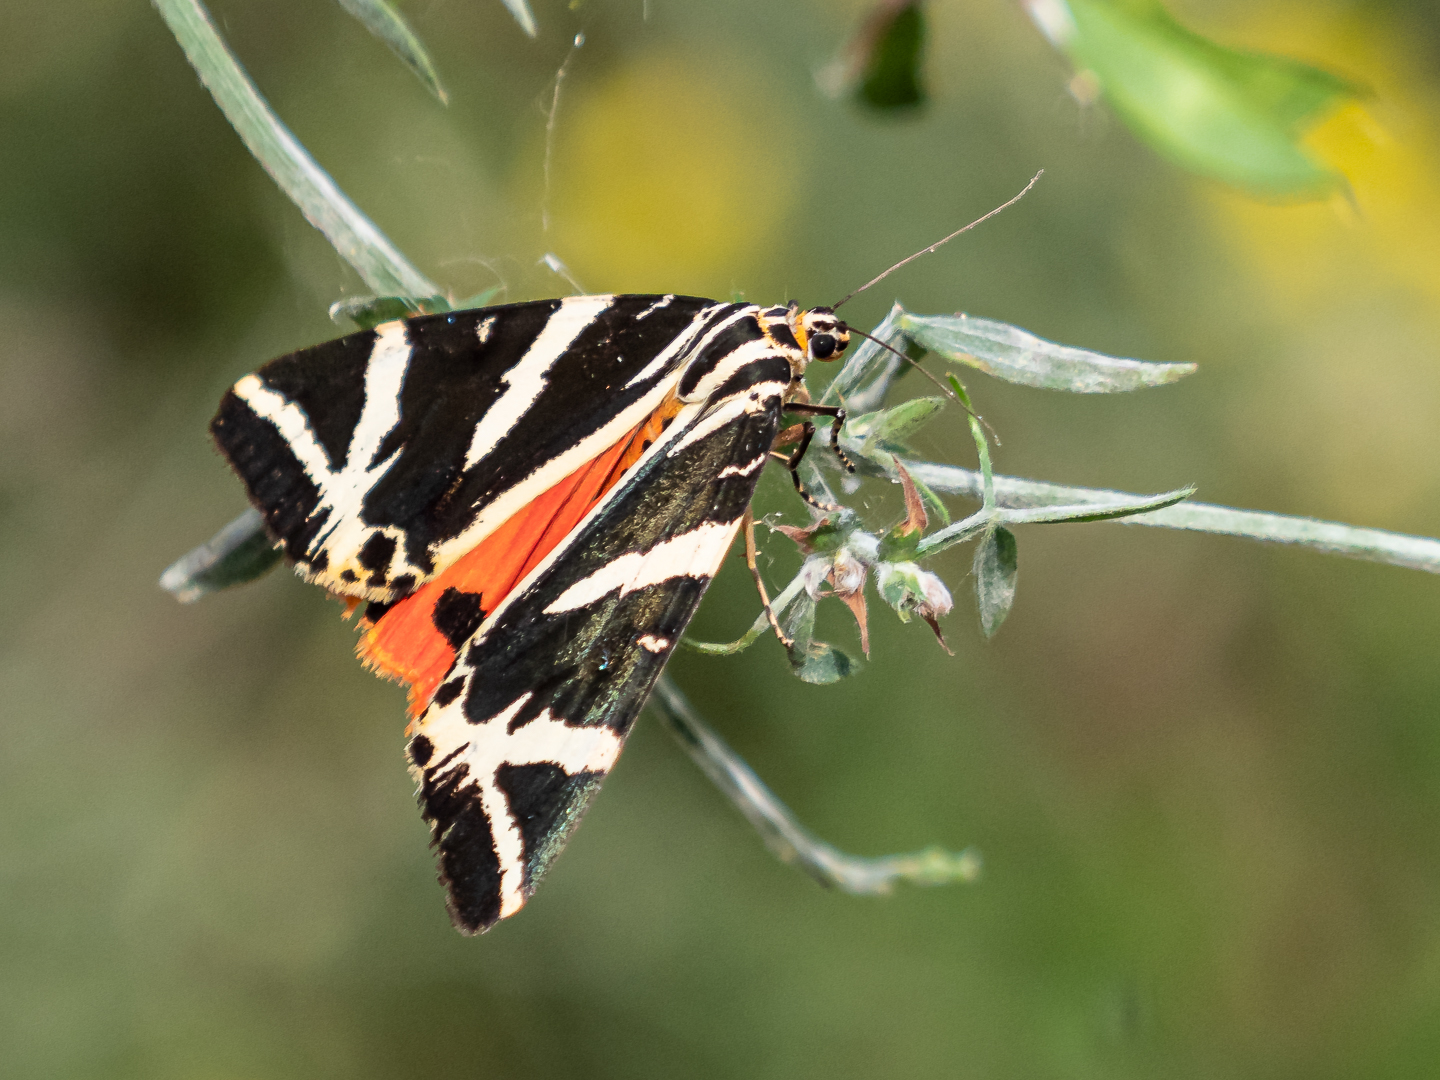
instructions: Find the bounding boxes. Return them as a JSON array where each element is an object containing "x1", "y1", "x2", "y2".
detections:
[
  {"x1": 254, "y1": 328, "x2": 379, "y2": 471},
  {"x1": 433, "y1": 676, "x2": 466, "y2": 708},
  {"x1": 408, "y1": 734, "x2": 434, "y2": 767},
  {"x1": 359, "y1": 533, "x2": 395, "y2": 586},
  {"x1": 433, "y1": 588, "x2": 487, "y2": 652},
  {"x1": 358, "y1": 532, "x2": 396, "y2": 572},
  {"x1": 495, "y1": 763, "x2": 605, "y2": 890}
]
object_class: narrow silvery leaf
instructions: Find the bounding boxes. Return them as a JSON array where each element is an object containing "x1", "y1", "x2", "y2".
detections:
[
  {"x1": 159, "y1": 509, "x2": 281, "y2": 603},
  {"x1": 452, "y1": 285, "x2": 504, "y2": 310},
  {"x1": 899, "y1": 458, "x2": 1440, "y2": 574},
  {"x1": 338, "y1": 0, "x2": 449, "y2": 103},
  {"x1": 152, "y1": 0, "x2": 440, "y2": 298},
  {"x1": 499, "y1": 0, "x2": 538, "y2": 37},
  {"x1": 912, "y1": 487, "x2": 1192, "y2": 560},
  {"x1": 995, "y1": 485, "x2": 1195, "y2": 526},
  {"x1": 900, "y1": 309, "x2": 1195, "y2": 392},
  {"x1": 821, "y1": 304, "x2": 907, "y2": 412},
  {"x1": 974, "y1": 527, "x2": 1018, "y2": 638},
  {"x1": 848, "y1": 396, "x2": 946, "y2": 449},
  {"x1": 329, "y1": 293, "x2": 450, "y2": 329}
]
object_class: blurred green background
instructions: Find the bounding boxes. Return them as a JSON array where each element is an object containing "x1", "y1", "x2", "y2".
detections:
[{"x1": 4, "y1": 0, "x2": 1440, "y2": 1076}]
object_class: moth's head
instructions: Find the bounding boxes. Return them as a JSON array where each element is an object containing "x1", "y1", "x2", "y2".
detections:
[{"x1": 787, "y1": 302, "x2": 849, "y2": 363}]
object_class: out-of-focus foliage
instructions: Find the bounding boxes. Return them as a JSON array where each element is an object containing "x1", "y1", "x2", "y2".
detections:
[
  {"x1": 4, "y1": 1, "x2": 1440, "y2": 1079},
  {"x1": 856, "y1": 0, "x2": 927, "y2": 110},
  {"x1": 1023, "y1": 0, "x2": 1364, "y2": 197}
]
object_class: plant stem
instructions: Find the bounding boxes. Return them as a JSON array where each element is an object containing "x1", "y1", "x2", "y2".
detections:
[{"x1": 152, "y1": 0, "x2": 439, "y2": 297}]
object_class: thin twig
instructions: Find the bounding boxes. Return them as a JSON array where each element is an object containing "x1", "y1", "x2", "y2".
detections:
[{"x1": 648, "y1": 675, "x2": 981, "y2": 893}]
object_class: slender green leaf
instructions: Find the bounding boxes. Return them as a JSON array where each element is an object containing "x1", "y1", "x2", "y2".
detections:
[
  {"x1": 499, "y1": 0, "x2": 538, "y2": 38},
  {"x1": 912, "y1": 486, "x2": 1192, "y2": 560},
  {"x1": 1025, "y1": 0, "x2": 1363, "y2": 198},
  {"x1": 329, "y1": 293, "x2": 451, "y2": 329},
  {"x1": 993, "y1": 484, "x2": 1195, "y2": 526},
  {"x1": 152, "y1": 0, "x2": 439, "y2": 297},
  {"x1": 649, "y1": 675, "x2": 981, "y2": 892},
  {"x1": 338, "y1": 0, "x2": 449, "y2": 104},
  {"x1": 901, "y1": 308, "x2": 1196, "y2": 392},
  {"x1": 452, "y1": 286, "x2": 504, "y2": 310},
  {"x1": 974, "y1": 527, "x2": 1018, "y2": 637},
  {"x1": 848, "y1": 396, "x2": 946, "y2": 451},
  {"x1": 905, "y1": 509, "x2": 989, "y2": 562},
  {"x1": 159, "y1": 509, "x2": 281, "y2": 603},
  {"x1": 898, "y1": 457, "x2": 1440, "y2": 574},
  {"x1": 945, "y1": 374, "x2": 994, "y2": 509},
  {"x1": 821, "y1": 304, "x2": 908, "y2": 412}
]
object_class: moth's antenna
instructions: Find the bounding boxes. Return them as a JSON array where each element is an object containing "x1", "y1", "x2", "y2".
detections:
[
  {"x1": 832, "y1": 169, "x2": 1044, "y2": 310},
  {"x1": 542, "y1": 33, "x2": 585, "y2": 235},
  {"x1": 842, "y1": 324, "x2": 1001, "y2": 446}
]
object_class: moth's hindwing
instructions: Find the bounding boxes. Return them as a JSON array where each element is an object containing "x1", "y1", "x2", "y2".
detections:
[
  {"x1": 408, "y1": 350, "x2": 794, "y2": 933},
  {"x1": 211, "y1": 294, "x2": 748, "y2": 601}
]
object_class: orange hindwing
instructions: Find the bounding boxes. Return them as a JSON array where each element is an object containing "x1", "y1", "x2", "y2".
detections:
[{"x1": 357, "y1": 396, "x2": 681, "y2": 716}]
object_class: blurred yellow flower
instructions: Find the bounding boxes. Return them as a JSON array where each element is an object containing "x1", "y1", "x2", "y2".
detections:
[
  {"x1": 1198, "y1": 6, "x2": 1440, "y2": 522},
  {"x1": 539, "y1": 53, "x2": 799, "y2": 295}
]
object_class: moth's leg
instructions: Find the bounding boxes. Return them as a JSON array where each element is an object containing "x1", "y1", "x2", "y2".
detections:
[
  {"x1": 783, "y1": 401, "x2": 855, "y2": 473},
  {"x1": 743, "y1": 505, "x2": 793, "y2": 648},
  {"x1": 649, "y1": 674, "x2": 982, "y2": 894},
  {"x1": 770, "y1": 421, "x2": 842, "y2": 512}
]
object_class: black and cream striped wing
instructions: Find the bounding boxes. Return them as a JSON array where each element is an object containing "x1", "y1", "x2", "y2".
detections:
[
  {"x1": 406, "y1": 352, "x2": 794, "y2": 933},
  {"x1": 212, "y1": 294, "x2": 747, "y2": 601}
]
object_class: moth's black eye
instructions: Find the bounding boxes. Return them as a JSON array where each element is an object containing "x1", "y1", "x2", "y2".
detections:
[{"x1": 810, "y1": 333, "x2": 837, "y2": 360}]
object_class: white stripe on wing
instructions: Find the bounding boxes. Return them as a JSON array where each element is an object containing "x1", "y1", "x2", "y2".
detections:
[
  {"x1": 542, "y1": 519, "x2": 741, "y2": 615},
  {"x1": 463, "y1": 295, "x2": 615, "y2": 469}
]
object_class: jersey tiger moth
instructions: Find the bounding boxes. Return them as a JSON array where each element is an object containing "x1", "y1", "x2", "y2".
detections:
[{"x1": 212, "y1": 294, "x2": 852, "y2": 934}]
